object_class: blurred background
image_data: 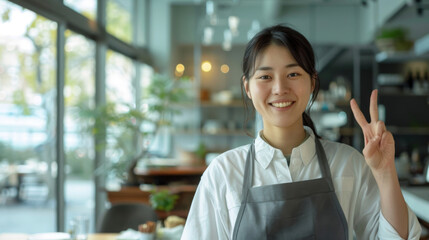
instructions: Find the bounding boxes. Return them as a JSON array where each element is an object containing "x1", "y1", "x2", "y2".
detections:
[{"x1": 0, "y1": 0, "x2": 428, "y2": 235}]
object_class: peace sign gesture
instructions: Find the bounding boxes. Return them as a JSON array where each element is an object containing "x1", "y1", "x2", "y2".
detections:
[{"x1": 350, "y1": 90, "x2": 396, "y2": 175}]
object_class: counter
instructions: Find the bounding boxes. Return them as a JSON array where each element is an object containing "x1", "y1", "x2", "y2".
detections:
[{"x1": 401, "y1": 186, "x2": 429, "y2": 223}]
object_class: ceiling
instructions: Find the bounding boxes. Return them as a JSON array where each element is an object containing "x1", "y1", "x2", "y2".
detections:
[{"x1": 170, "y1": 0, "x2": 429, "y2": 47}]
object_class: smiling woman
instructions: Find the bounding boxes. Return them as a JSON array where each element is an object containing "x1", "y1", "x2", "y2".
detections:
[{"x1": 181, "y1": 25, "x2": 422, "y2": 240}]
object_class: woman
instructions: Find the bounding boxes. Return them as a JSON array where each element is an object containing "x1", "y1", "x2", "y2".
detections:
[{"x1": 181, "y1": 25, "x2": 421, "y2": 239}]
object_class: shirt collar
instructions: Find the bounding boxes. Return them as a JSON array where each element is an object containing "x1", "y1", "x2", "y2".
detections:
[{"x1": 254, "y1": 126, "x2": 317, "y2": 169}]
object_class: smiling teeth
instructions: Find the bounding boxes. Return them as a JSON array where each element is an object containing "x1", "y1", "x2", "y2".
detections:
[{"x1": 272, "y1": 102, "x2": 292, "y2": 108}]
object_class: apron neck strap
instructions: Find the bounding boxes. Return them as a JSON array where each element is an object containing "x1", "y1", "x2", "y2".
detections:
[
  {"x1": 240, "y1": 137, "x2": 335, "y2": 200},
  {"x1": 314, "y1": 137, "x2": 335, "y2": 189},
  {"x1": 240, "y1": 143, "x2": 254, "y2": 203}
]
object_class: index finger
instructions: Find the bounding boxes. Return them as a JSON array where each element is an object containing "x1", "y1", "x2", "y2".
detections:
[
  {"x1": 350, "y1": 98, "x2": 368, "y2": 129},
  {"x1": 370, "y1": 89, "x2": 379, "y2": 123}
]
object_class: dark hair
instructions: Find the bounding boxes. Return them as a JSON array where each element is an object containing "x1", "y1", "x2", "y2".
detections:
[{"x1": 241, "y1": 24, "x2": 321, "y2": 138}]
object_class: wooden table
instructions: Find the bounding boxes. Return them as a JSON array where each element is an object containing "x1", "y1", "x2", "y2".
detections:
[
  {"x1": 0, "y1": 233, "x2": 117, "y2": 240},
  {"x1": 134, "y1": 165, "x2": 206, "y2": 185}
]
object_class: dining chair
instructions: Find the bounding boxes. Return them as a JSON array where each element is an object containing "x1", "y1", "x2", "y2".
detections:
[{"x1": 98, "y1": 202, "x2": 158, "y2": 233}]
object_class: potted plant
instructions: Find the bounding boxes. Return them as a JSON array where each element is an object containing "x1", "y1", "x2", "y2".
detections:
[
  {"x1": 78, "y1": 74, "x2": 190, "y2": 186},
  {"x1": 375, "y1": 27, "x2": 413, "y2": 53},
  {"x1": 149, "y1": 189, "x2": 179, "y2": 212}
]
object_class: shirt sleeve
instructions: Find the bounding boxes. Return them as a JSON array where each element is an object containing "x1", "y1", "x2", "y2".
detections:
[
  {"x1": 181, "y1": 167, "x2": 230, "y2": 240},
  {"x1": 378, "y1": 206, "x2": 422, "y2": 240},
  {"x1": 352, "y1": 152, "x2": 422, "y2": 239}
]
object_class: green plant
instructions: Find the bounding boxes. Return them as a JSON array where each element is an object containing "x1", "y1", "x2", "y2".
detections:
[
  {"x1": 194, "y1": 142, "x2": 207, "y2": 160},
  {"x1": 376, "y1": 27, "x2": 407, "y2": 40},
  {"x1": 149, "y1": 189, "x2": 179, "y2": 212},
  {"x1": 375, "y1": 27, "x2": 413, "y2": 52},
  {"x1": 77, "y1": 74, "x2": 190, "y2": 185}
]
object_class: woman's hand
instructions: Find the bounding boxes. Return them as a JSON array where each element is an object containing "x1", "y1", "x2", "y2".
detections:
[{"x1": 350, "y1": 90, "x2": 396, "y2": 176}]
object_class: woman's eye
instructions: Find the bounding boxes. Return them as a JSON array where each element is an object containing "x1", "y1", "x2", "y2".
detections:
[
  {"x1": 259, "y1": 75, "x2": 271, "y2": 80},
  {"x1": 288, "y1": 72, "x2": 300, "y2": 78}
]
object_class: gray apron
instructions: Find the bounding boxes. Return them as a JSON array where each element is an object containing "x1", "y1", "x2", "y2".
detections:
[{"x1": 232, "y1": 137, "x2": 348, "y2": 240}]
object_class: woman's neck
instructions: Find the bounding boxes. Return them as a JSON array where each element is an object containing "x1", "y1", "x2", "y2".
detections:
[{"x1": 262, "y1": 126, "x2": 307, "y2": 156}]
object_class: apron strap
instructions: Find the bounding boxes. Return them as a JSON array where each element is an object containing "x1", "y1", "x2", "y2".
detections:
[
  {"x1": 232, "y1": 143, "x2": 254, "y2": 240},
  {"x1": 240, "y1": 143, "x2": 254, "y2": 203},
  {"x1": 314, "y1": 137, "x2": 335, "y2": 190}
]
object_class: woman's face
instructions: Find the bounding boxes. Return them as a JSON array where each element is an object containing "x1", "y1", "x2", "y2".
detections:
[{"x1": 244, "y1": 44, "x2": 314, "y2": 131}]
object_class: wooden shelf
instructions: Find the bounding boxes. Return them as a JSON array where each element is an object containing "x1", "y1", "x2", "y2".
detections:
[
  {"x1": 201, "y1": 129, "x2": 250, "y2": 136},
  {"x1": 376, "y1": 51, "x2": 429, "y2": 63},
  {"x1": 387, "y1": 126, "x2": 429, "y2": 135},
  {"x1": 200, "y1": 100, "x2": 245, "y2": 108},
  {"x1": 134, "y1": 166, "x2": 206, "y2": 176},
  {"x1": 378, "y1": 89, "x2": 429, "y2": 97}
]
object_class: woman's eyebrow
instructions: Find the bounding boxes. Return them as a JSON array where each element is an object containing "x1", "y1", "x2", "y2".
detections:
[{"x1": 255, "y1": 63, "x2": 299, "y2": 71}]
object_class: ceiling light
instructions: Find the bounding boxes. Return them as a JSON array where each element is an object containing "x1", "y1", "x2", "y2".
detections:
[
  {"x1": 176, "y1": 64, "x2": 185, "y2": 73},
  {"x1": 201, "y1": 61, "x2": 212, "y2": 72},
  {"x1": 220, "y1": 64, "x2": 229, "y2": 73},
  {"x1": 228, "y1": 16, "x2": 240, "y2": 36}
]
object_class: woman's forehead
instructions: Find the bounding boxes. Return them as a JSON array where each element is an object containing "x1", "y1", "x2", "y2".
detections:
[{"x1": 253, "y1": 45, "x2": 298, "y2": 69}]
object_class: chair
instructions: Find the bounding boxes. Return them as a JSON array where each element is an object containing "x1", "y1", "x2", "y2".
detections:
[{"x1": 98, "y1": 203, "x2": 158, "y2": 233}]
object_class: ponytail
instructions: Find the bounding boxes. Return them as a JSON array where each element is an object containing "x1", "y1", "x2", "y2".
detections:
[{"x1": 302, "y1": 112, "x2": 320, "y2": 139}]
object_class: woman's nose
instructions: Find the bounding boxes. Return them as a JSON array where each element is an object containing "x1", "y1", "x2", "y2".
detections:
[{"x1": 272, "y1": 78, "x2": 289, "y2": 95}]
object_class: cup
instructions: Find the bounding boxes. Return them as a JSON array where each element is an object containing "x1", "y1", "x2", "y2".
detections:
[
  {"x1": 140, "y1": 232, "x2": 155, "y2": 240},
  {"x1": 70, "y1": 215, "x2": 89, "y2": 240}
]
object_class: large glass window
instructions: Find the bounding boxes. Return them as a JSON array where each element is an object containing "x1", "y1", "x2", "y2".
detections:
[
  {"x1": 0, "y1": 0, "x2": 57, "y2": 232},
  {"x1": 64, "y1": 30, "x2": 96, "y2": 232},
  {"x1": 0, "y1": 0, "x2": 149, "y2": 232},
  {"x1": 64, "y1": 0, "x2": 97, "y2": 20},
  {"x1": 105, "y1": 50, "x2": 135, "y2": 188},
  {"x1": 106, "y1": 0, "x2": 133, "y2": 44}
]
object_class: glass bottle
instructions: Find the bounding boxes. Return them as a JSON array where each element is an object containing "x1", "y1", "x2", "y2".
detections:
[{"x1": 405, "y1": 70, "x2": 414, "y2": 92}]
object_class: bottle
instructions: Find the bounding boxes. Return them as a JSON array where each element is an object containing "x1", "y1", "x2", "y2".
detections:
[
  {"x1": 412, "y1": 71, "x2": 423, "y2": 94},
  {"x1": 410, "y1": 148, "x2": 423, "y2": 175},
  {"x1": 423, "y1": 70, "x2": 429, "y2": 94},
  {"x1": 424, "y1": 143, "x2": 429, "y2": 183},
  {"x1": 405, "y1": 70, "x2": 414, "y2": 92},
  {"x1": 395, "y1": 151, "x2": 410, "y2": 180}
]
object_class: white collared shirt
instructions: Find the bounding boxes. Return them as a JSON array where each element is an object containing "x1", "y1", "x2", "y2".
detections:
[{"x1": 181, "y1": 127, "x2": 422, "y2": 240}]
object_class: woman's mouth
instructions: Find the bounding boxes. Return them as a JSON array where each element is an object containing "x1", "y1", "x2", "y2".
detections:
[{"x1": 270, "y1": 101, "x2": 293, "y2": 108}]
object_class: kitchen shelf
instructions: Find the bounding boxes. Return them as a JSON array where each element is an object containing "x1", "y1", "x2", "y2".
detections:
[
  {"x1": 376, "y1": 51, "x2": 429, "y2": 63},
  {"x1": 200, "y1": 100, "x2": 245, "y2": 108},
  {"x1": 201, "y1": 129, "x2": 250, "y2": 136},
  {"x1": 378, "y1": 90, "x2": 429, "y2": 97},
  {"x1": 386, "y1": 126, "x2": 429, "y2": 135}
]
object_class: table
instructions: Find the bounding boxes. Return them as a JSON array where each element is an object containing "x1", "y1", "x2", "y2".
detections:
[
  {"x1": 106, "y1": 184, "x2": 198, "y2": 220},
  {"x1": 401, "y1": 186, "x2": 429, "y2": 223},
  {"x1": 134, "y1": 165, "x2": 206, "y2": 185},
  {"x1": 0, "y1": 233, "x2": 117, "y2": 240}
]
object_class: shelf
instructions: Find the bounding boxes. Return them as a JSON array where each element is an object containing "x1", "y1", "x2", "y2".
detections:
[
  {"x1": 201, "y1": 129, "x2": 250, "y2": 136},
  {"x1": 339, "y1": 127, "x2": 359, "y2": 136},
  {"x1": 375, "y1": 51, "x2": 429, "y2": 63},
  {"x1": 173, "y1": 129, "x2": 251, "y2": 136},
  {"x1": 378, "y1": 90, "x2": 429, "y2": 97},
  {"x1": 200, "y1": 100, "x2": 245, "y2": 108},
  {"x1": 387, "y1": 126, "x2": 429, "y2": 135}
]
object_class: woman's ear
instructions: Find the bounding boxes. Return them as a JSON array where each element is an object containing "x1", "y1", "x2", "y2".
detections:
[
  {"x1": 243, "y1": 76, "x2": 251, "y2": 99},
  {"x1": 311, "y1": 74, "x2": 317, "y2": 93}
]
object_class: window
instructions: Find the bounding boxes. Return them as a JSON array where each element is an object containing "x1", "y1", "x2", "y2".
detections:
[
  {"x1": 0, "y1": 0, "x2": 149, "y2": 232},
  {"x1": 105, "y1": 50, "x2": 135, "y2": 187},
  {"x1": 64, "y1": 30, "x2": 96, "y2": 232},
  {"x1": 0, "y1": 0, "x2": 57, "y2": 232},
  {"x1": 106, "y1": 0, "x2": 133, "y2": 44},
  {"x1": 64, "y1": 0, "x2": 97, "y2": 20}
]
